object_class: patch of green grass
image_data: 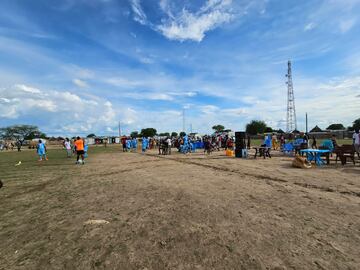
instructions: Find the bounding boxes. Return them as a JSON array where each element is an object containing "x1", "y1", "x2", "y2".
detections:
[{"x1": 0, "y1": 144, "x2": 122, "y2": 180}]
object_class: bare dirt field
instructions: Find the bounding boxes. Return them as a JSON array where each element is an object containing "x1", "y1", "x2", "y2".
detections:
[{"x1": 1, "y1": 146, "x2": 360, "y2": 269}]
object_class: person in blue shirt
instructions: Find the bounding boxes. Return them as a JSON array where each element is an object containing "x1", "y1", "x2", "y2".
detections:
[
  {"x1": 84, "y1": 142, "x2": 89, "y2": 158},
  {"x1": 142, "y1": 137, "x2": 148, "y2": 153},
  {"x1": 36, "y1": 139, "x2": 47, "y2": 161},
  {"x1": 126, "y1": 137, "x2": 131, "y2": 152},
  {"x1": 131, "y1": 137, "x2": 138, "y2": 152},
  {"x1": 261, "y1": 135, "x2": 272, "y2": 149}
]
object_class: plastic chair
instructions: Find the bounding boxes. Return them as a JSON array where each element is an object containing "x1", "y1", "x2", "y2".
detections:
[
  {"x1": 294, "y1": 138, "x2": 304, "y2": 146},
  {"x1": 283, "y1": 143, "x2": 294, "y2": 155}
]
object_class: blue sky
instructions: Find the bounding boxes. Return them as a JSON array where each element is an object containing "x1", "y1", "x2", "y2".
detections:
[{"x1": 0, "y1": 0, "x2": 359, "y2": 136}]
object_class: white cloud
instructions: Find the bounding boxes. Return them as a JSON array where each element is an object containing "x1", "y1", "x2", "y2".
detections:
[
  {"x1": 0, "y1": 84, "x2": 120, "y2": 135},
  {"x1": 130, "y1": 0, "x2": 234, "y2": 42},
  {"x1": 304, "y1": 22, "x2": 316, "y2": 31},
  {"x1": 124, "y1": 92, "x2": 174, "y2": 101},
  {"x1": 73, "y1": 78, "x2": 89, "y2": 88},
  {"x1": 104, "y1": 77, "x2": 141, "y2": 88},
  {"x1": 130, "y1": 0, "x2": 147, "y2": 25},
  {"x1": 157, "y1": 0, "x2": 234, "y2": 42},
  {"x1": 339, "y1": 18, "x2": 356, "y2": 33},
  {"x1": 15, "y1": 84, "x2": 41, "y2": 94}
]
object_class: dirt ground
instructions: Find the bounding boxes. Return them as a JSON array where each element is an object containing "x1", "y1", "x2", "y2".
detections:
[{"x1": 0, "y1": 147, "x2": 360, "y2": 270}]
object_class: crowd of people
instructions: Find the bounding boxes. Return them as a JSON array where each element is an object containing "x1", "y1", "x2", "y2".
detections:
[
  {"x1": 3, "y1": 129, "x2": 360, "y2": 164},
  {"x1": 57, "y1": 137, "x2": 88, "y2": 164}
]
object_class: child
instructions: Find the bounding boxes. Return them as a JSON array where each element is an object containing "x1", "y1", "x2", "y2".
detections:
[{"x1": 37, "y1": 139, "x2": 48, "y2": 161}]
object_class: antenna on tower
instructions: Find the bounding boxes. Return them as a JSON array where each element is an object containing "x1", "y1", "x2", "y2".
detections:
[{"x1": 286, "y1": 60, "x2": 297, "y2": 132}]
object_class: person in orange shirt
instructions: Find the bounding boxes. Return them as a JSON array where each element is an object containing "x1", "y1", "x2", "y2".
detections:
[{"x1": 74, "y1": 136, "x2": 85, "y2": 164}]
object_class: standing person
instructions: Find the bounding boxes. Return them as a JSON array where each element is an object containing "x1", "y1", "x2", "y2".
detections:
[
  {"x1": 303, "y1": 133, "x2": 309, "y2": 147},
  {"x1": 84, "y1": 141, "x2": 89, "y2": 158},
  {"x1": 64, "y1": 138, "x2": 72, "y2": 158},
  {"x1": 311, "y1": 136, "x2": 317, "y2": 149},
  {"x1": 247, "y1": 136, "x2": 251, "y2": 149},
  {"x1": 331, "y1": 135, "x2": 338, "y2": 149},
  {"x1": 227, "y1": 138, "x2": 234, "y2": 150},
  {"x1": 279, "y1": 134, "x2": 285, "y2": 149},
  {"x1": 166, "y1": 137, "x2": 172, "y2": 155},
  {"x1": 121, "y1": 137, "x2": 127, "y2": 152},
  {"x1": 126, "y1": 137, "x2": 131, "y2": 152},
  {"x1": 204, "y1": 137, "x2": 211, "y2": 155},
  {"x1": 142, "y1": 137, "x2": 148, "y2": 153},
  {"x1": 16, "y1": 140, "x2": 22, "y2": 152},
  {"x1": 353, "y1": 129, "x2": 360, "y2": 158},
  {"x1": 131, "y1": 137, "x2": 138, "y2": 152},
  {"x1": 271, "y1": 133, "x2": 278, "y2": 150},
  {"x1": 37, "y1": 139, "x2": 48, "y2": 161},
  {"x1": 74, "y1": 136, "x2": 85, "y2": 164}
]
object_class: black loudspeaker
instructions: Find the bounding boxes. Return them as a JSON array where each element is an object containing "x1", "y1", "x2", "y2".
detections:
[{"x1": 235, "y1": 132, "x2": 246, "y2": 158}]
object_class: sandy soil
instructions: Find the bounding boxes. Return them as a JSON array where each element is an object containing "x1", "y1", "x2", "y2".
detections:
[{"x1": 0, "y1": 148, "x2": 360, "y2": 270}]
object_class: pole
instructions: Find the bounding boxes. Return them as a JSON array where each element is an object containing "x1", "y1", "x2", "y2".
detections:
[
  {"x1": 306, "y1": 113, "x2": 308, "y2": 133},
  {"x1": 118, "y1": 121, "x2": 121, "y2": 137}
]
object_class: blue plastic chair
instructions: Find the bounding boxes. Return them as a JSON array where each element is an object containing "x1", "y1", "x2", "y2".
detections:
[
  {"x1": 283, "y1": 143, "x2": 294, "y2": 155},
  {"x1": 294, "y1": 138, "x2": 304, "y2": 146}
]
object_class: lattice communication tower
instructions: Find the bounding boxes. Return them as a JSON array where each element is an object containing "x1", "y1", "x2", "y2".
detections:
[{"x1": 286, "y1": 60, "x2": 297, "y2": 132}]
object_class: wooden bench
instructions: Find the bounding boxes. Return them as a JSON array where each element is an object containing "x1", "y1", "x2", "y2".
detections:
[{"x1": 334, "y1": 145, "x2": 355, "y2": 165}]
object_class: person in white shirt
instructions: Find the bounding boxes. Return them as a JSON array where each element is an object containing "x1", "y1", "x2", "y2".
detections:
[
  {"x1": 167, "y1": 137, "x2": 172, "y2": 155},
  {"x1": 64, "y1": 138, "x2": 72, "y2": 158},
  {"x1": 353, "y1": 130, "x2": 360, "y2": 158}
]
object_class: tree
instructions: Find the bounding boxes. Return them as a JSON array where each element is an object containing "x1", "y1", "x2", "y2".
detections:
[
  {"x1": 212, "y1": 125, "x2": 225, "y2": 133},
  {"x1": 159, "y1": 132, "x2": 170, "y2": 137},
  {"x1": 26, "y1": 131, "x2": 47, "y2": 139},
  {"x1": 130, "y1": 131, "x2": 139, "y2": 138},
  {"x1": 265, "y1": 127, "x2": 273, "y2": 133},
  {"x1": 352, "y1": 118, "x2": 360, "y2": 131},
  {"x1": 0, "y1": 125, "x2": 44, "y2": 151},
  {"x1": 171, "y1": 132, "x2": 178, "y2": 137},
  {"x1": 179, "y1": 131, "x2": 186, "y2": 137},
  {"x1": 87, "y1": 133, "x2": 96, "y2": 138},
  {"x1": 326, "y1": 123, "x2": 345, "y2": 130},
  {"x1": 140, "y1": 128, "x2": 157, "y2": 138},
  {"x1": 245, "y1": 120, "x2": 267, "y2": 135},
  {"x1": 0, "y1": 125, "x2": 42, "y2": 141}
]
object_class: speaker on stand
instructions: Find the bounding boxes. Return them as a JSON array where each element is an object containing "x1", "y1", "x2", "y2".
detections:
[{"x1": 235, "y1": 132, "x2": 247, "y2": 158}]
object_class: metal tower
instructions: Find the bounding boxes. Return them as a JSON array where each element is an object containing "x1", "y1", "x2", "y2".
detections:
[{"x1": 286, "y1": 60, "x2": 297, "y2": 132}]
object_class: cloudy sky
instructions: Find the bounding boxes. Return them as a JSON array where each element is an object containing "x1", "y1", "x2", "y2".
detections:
[{"x1": 0, "y1": 0, "x2": 359, "y2": 136}]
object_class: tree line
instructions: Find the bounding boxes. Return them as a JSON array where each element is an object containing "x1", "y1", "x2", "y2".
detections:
[
  {"x1": 245, "y1": 118, "x2": 360, "y2": 135},
  {"x1": 1, "y1": 118, "x2": 359, "y2": 142}
]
